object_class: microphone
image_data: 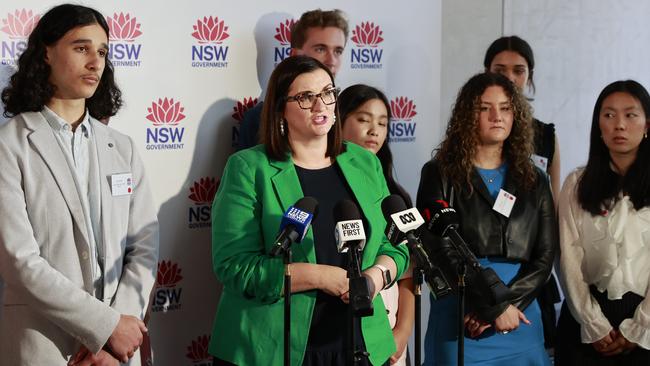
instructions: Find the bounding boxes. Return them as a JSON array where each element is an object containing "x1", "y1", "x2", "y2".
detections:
[
  {"x1": 333, "y1": 199, "x2": 366, "y2": 253},
  {"x1": 333, "y1": 199, "x2": 373, "y2": 316},
  {"x1": 270, "y1": 197, "x2": 318, "y2": 257},
  {"x1": 381, "y1": 195, "x2": 452, "y2": 299},
  {"x1": 422, "y1": 200, "x2": 511, "y2": 306}
]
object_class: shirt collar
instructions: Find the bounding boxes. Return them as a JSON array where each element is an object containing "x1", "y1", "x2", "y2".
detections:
[{"x1": 42, "y1": 106, "x2": 92, "y2": 136}]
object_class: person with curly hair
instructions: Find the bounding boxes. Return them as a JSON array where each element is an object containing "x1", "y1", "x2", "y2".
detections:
[
  {"x1": 555, "y1": 80, "x2": 650, "y2": 365},
  {"x1": 0, "y1": 4, "x2": 158, "y2": 365},
  {"x1": 417, "y1": 72, "x2": 556, "y2": 365}
]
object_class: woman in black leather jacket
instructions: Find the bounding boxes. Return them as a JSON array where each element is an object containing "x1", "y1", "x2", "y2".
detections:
[{"x1": 418, "y1": 72, "x2": 557, "y2": 365}]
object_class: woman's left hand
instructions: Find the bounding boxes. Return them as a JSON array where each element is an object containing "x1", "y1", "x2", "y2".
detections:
[
  {"x1": 493, "y1": 305, "x2": 530, "y2": 333},
  {"x1": 600, "y1": 331, "x2": 638, "y2": 356},
  {"x1": 464, "y1": 312, "x2": 492, "y2": 338},
  {"x1": 389, "y1": 326, "x2": 409, "y2": 364}
]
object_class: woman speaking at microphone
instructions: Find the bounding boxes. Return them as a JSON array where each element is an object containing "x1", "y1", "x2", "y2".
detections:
[
  {"x1": 209, "y1": 56, "x2": 408, "y2": 366},
  {"x1": 416, "y1": 72, "x2": 556, "y2": 365}
]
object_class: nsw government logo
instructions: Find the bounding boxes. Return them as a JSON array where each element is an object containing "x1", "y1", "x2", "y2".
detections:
[
  {"x1": 231, "y1": 96, "x2": 259, "y2": 147},
  {"x1": 389, "y1": 97, "x2": 417, "y2": 143},
  {"x1": 186, "y1": 335, "x2": 213, "y2": 366},
  {"x1": 145, "y1": 97, "x2": 186, "y2": 150},
  {"x1": 273, "y1": 19, "x2": 294, "y2": 65},
  {"x1": 1, "y1": 9, "x2": 40, "y2": 66},
  {"x1": 188, "y1": 177, "x2": 219, "y2": 229},
  {"x1": 153, "y1": 260, "x2": 183, "y2": 312},
  {"x1": 350, "y1": 21, "x2": 384, "y2": 69},
  {"x1": 190, "y1": 16, "x2": 229, "y2": 68},
  {"x1": 106, "y1": 12, "x2": 143, "y2": 67}
]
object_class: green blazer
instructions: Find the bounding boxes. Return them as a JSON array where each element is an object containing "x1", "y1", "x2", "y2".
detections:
[{"x1": 209, "y1": 143, "x2": 409, "y2": 365}]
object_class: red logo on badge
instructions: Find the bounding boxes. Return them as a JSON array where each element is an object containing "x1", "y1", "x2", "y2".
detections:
[
  {"x1": 1, "y1": 9, "x2": 39, "y2": 38},
  {"x1": 274, "y1": 19, "x2": 295, "y2": 45},
  {"x1": 186, "y1": 335, "x2": 213, "y2": 362},
  {"x1": 351, "y1": 21, "x2": 384, "y2": 47},
  {"x1": 191, "y1": 16, "x2": 229, "y2": 44},
  {"x1": 106, "y1": 12, "x2": 142, "y2": 41},
  {"x1": 390, "y1": 97, "x2": 417, "y2": 121},
  {"x1": 156, "y1": 260, "x2": 183, "y2": 288}
]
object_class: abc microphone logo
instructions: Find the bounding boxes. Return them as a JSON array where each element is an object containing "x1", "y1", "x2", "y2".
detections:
[{"x1": 399, "y1": 212, "x2": 417, "y2": 224}]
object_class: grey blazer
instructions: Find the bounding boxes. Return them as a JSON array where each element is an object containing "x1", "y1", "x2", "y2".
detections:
[{"x1": 0, "y1": 112, "x2": 159, "y2": 365}]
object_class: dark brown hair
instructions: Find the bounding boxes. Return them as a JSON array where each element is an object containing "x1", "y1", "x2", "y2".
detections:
[{"x1": 290, "y1": 9, "x2": 349, "y2": 49}]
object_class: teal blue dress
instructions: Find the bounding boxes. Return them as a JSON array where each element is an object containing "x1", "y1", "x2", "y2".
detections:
[{"x1": 424, "y1": 165, "x2": 551, "y2": 366}]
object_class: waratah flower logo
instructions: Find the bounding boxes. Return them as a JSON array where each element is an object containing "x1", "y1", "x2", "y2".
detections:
[
  {"x1": 156, "y1": 260, "x2": 183, "y2": 288},
  {"x1": 1, "y1": 9, "x2": 40, "y2": 39},
  {"x1": 274, "y1": 19, "x2": 295, "y2": 45},
  {"x1": 106, "y1": 12, "x2": 142, "y2": 41},
  {"x1": 391, "y1": 97, "x2": 417, "y2": 121},
  {"x1": 191, "y1": 16, "x2": 229, "y2": 44},
  {"x1": 231, "y1": 97, "x2": 259, "y2": 122},
  {"x1": 145, "y1": 98, "x2": 186, "y2": 126},
  {"x1": 186, "y1": 335, "x2": 213, "y2": 362},
  {"x1": 351, "y1": 21, "x2": 384, "y2": 47},
  {"x1": 188, "y1": 177, "x2": 218, "y2": 205}
]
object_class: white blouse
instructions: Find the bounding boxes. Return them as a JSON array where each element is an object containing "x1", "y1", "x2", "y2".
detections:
[{"x1": 559, "y1": 169, "x2": 650, "y2": 349}]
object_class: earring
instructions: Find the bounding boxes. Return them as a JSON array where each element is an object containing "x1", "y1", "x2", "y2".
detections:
[
  {"x1": 645, "y1": 131, "x2": 648, "y2": 139},
  {"x1": 333, "y1": 115, "x2": 337, "y2": 124},
  {"x1": 280, "y1": 119, "x2": 285, "y2": 136}
]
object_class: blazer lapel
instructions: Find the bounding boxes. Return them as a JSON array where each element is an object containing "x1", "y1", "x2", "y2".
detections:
[
  {"x1": 92, "y1": 122, "x2": 117, "y2": 265},
  {"x1": 471, "y1": 169, "x2": 496, "y2": 207},
  {"x1": 269, "y1": 156, "x2": 315, "y2": 263},
  {"x1": 24, "y1": 112, "x2": 91, "y2": 249}
]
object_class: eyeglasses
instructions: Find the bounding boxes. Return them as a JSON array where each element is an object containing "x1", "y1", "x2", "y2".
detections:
[{"x1": 286, "y1": 87, "x2": 339, "y2": 110}]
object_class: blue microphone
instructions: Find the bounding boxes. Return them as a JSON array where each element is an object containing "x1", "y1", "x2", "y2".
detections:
[{"x1": 270, "y1": 197, "x2": 318, "y2": 257}]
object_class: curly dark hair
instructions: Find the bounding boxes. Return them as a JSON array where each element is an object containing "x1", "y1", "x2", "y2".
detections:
[
  {"x1": 436, "y1": 72, "x2": 536, "y2": 193},
  {"x1": 1, "y1": 4, "x2": 122, "y2": 120}
]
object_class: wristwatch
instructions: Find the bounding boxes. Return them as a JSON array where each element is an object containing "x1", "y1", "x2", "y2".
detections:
[{"x1": 372, "y1": 264, "x2": 393, "y2": 290}]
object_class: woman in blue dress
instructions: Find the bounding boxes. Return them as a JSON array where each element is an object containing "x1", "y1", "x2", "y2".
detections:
[{"x1": 417, "y1": 72, "x2": 557, "y2": 365}]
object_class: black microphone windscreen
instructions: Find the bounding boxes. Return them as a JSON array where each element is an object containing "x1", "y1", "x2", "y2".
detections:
[
  {"x1": 381, "y1": 194, "x2": 407, "y2": 219},
  {"x1": 426, "y1": 200, "x2": 460, "y2": 237},
  {"x1": 294, "y1": 196, "x2": 319, "y2": 219},
  {"x1": 333, "y1": 199, "x2": 361, "y2": 222}
]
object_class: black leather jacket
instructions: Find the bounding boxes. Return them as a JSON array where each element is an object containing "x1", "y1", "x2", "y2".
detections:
[{"x1": 417, "y1": 159, "x2": 558, "y2": 322}]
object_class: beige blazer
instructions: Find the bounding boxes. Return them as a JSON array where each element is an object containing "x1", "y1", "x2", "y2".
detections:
[{"x1": 0, "y1": 112, "x2": 159, "y2": 365}]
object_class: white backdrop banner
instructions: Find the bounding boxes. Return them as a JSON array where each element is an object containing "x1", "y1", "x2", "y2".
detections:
[{"x1": 0, "y1": 1, "x2": 442, "y2": 365}]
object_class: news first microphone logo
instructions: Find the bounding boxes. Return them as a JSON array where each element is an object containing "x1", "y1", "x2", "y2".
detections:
[
  {"x1": 0, "y1": 9, "x2": 40, "y2": 66},
  {"x1": 153, "y1": 260, "x2": 184, "y2": 312},
  {"x1": 190, "y1": 15, "x2": 230, "y2": 68},
  {"x1": 185, "y1": 334, "x2": 213, "y2": 366},
  {"x1": 106, "y1": 12, "x2": 143, "y2": 67},
  {"x1": 350, "y1": 21, "x2": 384, "y2": 70},
  {"x1": 230, "y1": 96, "x2": 259, "y2": 147},
  {"x1": 335, "y1": 220, "x2": 366, "y2": 253},
  {"x1": 389, "y1": 96, "x2": 417, "y2": 143},
  {"x1": 272, "y1": 18, "x2": 295, "y2": 65},
  {"x1": 144, "y1": 97, "x2": 187, "y2": 150},
  {"x1": 188, "y1": 177, "x2": 219, "y2": 229}
]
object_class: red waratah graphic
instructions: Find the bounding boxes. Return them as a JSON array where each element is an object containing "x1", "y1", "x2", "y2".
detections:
[
  {"x1": 186, "y1": 335, "x2": 213, "y2": 362},
  {"x1": 188, "y1": 177, "x2": 218, "y2": 205},
  {"x1": 106, "y1": 12, "x2": 142, "y2": 41},
  {"x1": 274, "y1": 19, "x2": 295, "y2": 45},
  {"x1": 1, "y1": 9, "x2": 40, "y2": 39},
  {"x1": 391, "y1": 97, "x2": 417, "y2": 121},
  {"x1": 351, "y1": 21, "x2": 384, "y2": 47},
  {"x1": 157, "y1": 260, "x2": 183, "y2": 288},
  {"x1": 191, "y1": 16, "x2": 229, "y2": 44},
  {"x1": 231, "y1": 97, "x2": 259, "y2": 122},
  {"x1": 145, "y1": 98, "x2": 186, "y2": 126}
]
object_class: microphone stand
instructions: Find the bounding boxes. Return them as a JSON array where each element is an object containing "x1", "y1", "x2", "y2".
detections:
[
  {"x1": 283, "y1": 249, "x2": 292, "y2": 366},
  {"x1": 457, "y1": 261, "x2": 467, "y2": 366},
  {"x1": 414, "y1": 266, "x2": 424, "y2": 366},
  {"x1": 346, "y1": 242, "x2": 372, "y2": 365}
]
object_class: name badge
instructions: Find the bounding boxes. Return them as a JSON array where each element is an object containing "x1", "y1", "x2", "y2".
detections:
[
  {"x1": 531, "y1": 154, "x2": 548, "y2": 172},
  {"x1": 111, "y1": 173, "x2": 133, "y2": 196},
  {"x1": 493, "y1": 189, "x2": 516, "y2": 217}
]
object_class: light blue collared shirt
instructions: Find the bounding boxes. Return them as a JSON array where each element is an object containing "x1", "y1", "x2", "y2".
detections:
[{"x1": 41, "y1": 107, "x2": 104, "y2": 296}]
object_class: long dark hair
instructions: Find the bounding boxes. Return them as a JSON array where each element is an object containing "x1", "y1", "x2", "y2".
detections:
[
  {"x1": 338, "y1": 84, "x2": 412, "y2": 206},
  {"x1": 436, "y1": 72, "x2": 535, "y2": 193},
  {"x1": 2, "y1": 4, "x2": 122, "y2": 120},
  {"x1": 260, "y1": 55, "x2": 343, "y2": 161},
  {"x1": 578, "y1": 80, "x2": 650, "y2": 214}
]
